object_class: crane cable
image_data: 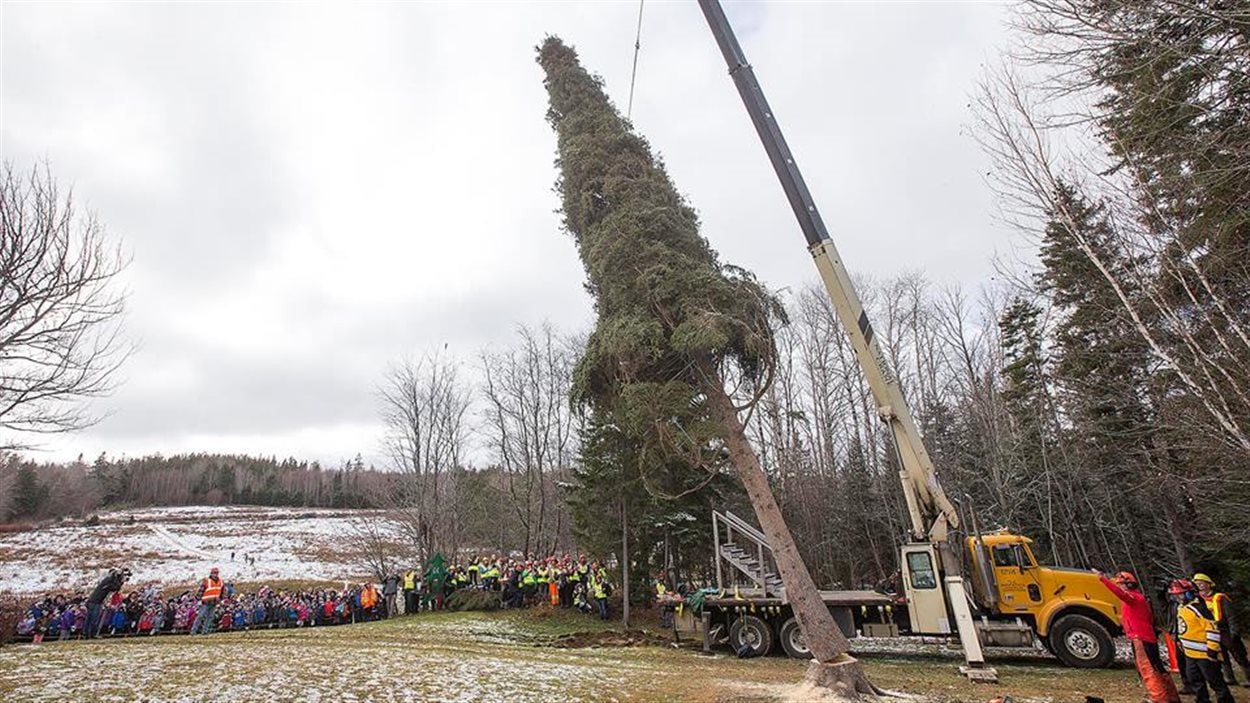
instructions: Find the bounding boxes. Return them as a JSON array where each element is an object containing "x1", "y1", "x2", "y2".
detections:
[{"x1": 626, "y1": 0, "x2": 645, "y2": 120}]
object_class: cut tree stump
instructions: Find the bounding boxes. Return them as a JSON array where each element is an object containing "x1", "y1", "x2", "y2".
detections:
[{"x1": 804, "y1": 656, "x2": 882, "y2": 699}]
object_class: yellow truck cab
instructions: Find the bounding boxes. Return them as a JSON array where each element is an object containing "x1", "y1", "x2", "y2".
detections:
[{"x1": 966, "y1": 532, "x2": 1122, "y2": 668}]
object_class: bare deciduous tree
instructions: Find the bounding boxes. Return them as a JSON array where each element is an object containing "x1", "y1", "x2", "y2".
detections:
[
  {"x1": 379, "y1": 351, "x2": 471, "y2": 561},
  {"x1": 0, "y1": 164, "x2": 130, "y2": 449},
  {"x1": 347, "y1": 514, "x2": 413, "y2": 582},
  {"x1": 480, "y1": 323, "x2": 577, "y2": 556}
]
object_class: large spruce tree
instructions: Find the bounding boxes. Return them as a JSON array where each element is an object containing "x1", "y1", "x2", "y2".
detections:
[{"x1": 538, "y1": 37, "x2": 876, "y2": 693}]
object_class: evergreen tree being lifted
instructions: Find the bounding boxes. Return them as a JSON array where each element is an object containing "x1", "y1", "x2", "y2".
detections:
[{"x1": 537, "y1": 37, "x2": 877, "y2": 696}]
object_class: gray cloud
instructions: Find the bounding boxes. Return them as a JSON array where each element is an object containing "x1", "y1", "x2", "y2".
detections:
[{"x1": 2, "y1": 2, "x2": 1011, "y2": 464}]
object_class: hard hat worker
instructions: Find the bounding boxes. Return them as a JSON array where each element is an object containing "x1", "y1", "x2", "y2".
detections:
[
  {"x1": 1193, "y1": 573, "x2": 1250, "y2": 687},
  {"x1": 1095, "y1": 569, "x2": 1180, "y2": 703},
  {"x1": 190, "y1": 566, "x2": 224, "y2": 635},
  {"x1": 1172, "y1": 578, "x2": 1236, "y2": 703}
]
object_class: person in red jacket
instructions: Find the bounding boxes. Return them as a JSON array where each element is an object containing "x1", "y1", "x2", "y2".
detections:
[{"x1": 1097, "y1": 569, "x2": 1181, "y2": 703}]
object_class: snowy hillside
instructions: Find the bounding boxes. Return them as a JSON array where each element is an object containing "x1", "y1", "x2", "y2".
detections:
[{"x1": 0, "y1": 505, "x2": 395, "y2": 594}]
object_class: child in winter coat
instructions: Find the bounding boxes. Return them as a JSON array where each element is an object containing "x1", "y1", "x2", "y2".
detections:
[
  {"x1": 109, "y1": 607, "x2": 127, "y2": 635},
  {"x1": 138, "y1": 608, "x2": 155, "y2": 634},
  {"x1": 17, "y1": 614, "x2": 36, "y2": 638},
  {"x1": 41, "y1": 611, "x2": 60, "y2": 642},
  {"x1": 72, "y1": 605, "x2": 86, "y2": 637},
  {"x1": 59, "y1": 608, "x2": 76, "y2": 640},
  {"x1": 30, "y1": 606, "x2": 47, "y2": 644},
  {"x1": 162, "y1": 602, "x2": 177, "y2": 632}
]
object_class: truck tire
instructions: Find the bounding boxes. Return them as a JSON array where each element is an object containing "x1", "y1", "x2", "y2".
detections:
[
  {"x1": 1047, "y1": 614, "x2": 1114, "y2": 669},
  {"x1": 778, "y1": 617, "x2": 811, "y2": 659},
  {"x1": 729, "y1": 614, "x2": 773, "y2": 657}
]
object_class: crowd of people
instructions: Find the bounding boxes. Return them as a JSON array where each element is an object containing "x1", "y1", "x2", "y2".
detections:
[
  {"x1": 414, "y1": 553, "x2": 616, "y2": 619},
  {"x1": 13, "y1": 552, "x2": 619, "y2": 643},
  {"x1": 15, "y1": 567, "x2": 399, "y2": 642}
]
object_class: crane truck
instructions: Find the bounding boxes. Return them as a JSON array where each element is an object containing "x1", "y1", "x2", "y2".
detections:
[{"x1": 685, "y1": 0, "x2": 1124, "y2": 679}]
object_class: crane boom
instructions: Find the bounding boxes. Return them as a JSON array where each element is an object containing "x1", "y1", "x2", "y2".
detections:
[
  {"x1": 695, "y1": 0, "x2": 958, "y2": 544},
  {"x1": 697, "y1": 0, "x2": 993, "y2": 674}
]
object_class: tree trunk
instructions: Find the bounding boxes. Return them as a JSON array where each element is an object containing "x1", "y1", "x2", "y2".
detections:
[
  {"x1": 622, "y1": 498, "x2": 631, "y2": 629},
  {"x1": 704, "y1": 380, "x2": 878, "y2": 696}
]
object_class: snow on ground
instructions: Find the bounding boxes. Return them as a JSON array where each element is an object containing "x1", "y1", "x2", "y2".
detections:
[
  {"x1": 0, "y1": 506, "x2": 396, "y2": 595},
  {"x1": 0, "y1": 610, "x2": 1149, "y2": 703},
  {"x1": 0, "y1": 614, "x2": 653, "y2": 703}
]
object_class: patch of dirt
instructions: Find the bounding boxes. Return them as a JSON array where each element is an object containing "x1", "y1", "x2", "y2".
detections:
[{"x1": 548, "y1": 629, "x2": 672, "y2": 649}]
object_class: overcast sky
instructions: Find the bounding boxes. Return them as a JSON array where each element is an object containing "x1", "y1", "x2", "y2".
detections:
[{"x1": 1, "y1": 1, "x2": 1015, "y2": 468}]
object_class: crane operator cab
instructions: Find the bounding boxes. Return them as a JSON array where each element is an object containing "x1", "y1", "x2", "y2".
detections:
[{"x1": 899, "y1": 532, "x2": 1122, "y2": 669}]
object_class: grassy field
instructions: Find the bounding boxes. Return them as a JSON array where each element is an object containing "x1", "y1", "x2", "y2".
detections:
[{"x1": 0, "y1": 609, "x2": 1197, "y2": 702}]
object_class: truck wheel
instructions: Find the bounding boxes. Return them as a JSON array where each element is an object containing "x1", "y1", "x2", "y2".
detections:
[
  {"x1": 1047, "y1": 614, "x2": 1114, "y2": 669},
  {"x1": 729, "y1": 615, "x2": 773, "y2": 657},
  {"x1": 778, "y1": 618, "x2": 811, "y2": 659}
]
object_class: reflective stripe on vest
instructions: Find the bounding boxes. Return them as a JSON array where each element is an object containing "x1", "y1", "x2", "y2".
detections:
[
  {"x1": 1179, "y1": 602, "x2": 1220, "y2": 656},
  {"x1": 202, "y1": 577, "x2": 222, "y2": 602}
]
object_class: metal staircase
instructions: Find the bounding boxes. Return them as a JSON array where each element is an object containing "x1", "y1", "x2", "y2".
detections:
[{"x1": 713, "y1": 510, "x2": 785, "y2": 598}]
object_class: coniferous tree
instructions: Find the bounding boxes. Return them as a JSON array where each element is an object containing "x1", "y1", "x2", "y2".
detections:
[
  {"x1": 996, "y1": 297, "x2": 1076, "y2": 561},
  {"x1": 538, "y1": 36, "x2": 875, "y2": 691},
  {"x1": 10, "y1": 464, "x2": 48, "y2": 519},
  {"x1": 1036, "y1": 182, "x2": 1185, "y2": 580}
]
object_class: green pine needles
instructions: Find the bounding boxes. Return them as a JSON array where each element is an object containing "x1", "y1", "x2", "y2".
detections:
[{"x1": 537, "y1": 36, "x2": 783, "y2": 457}]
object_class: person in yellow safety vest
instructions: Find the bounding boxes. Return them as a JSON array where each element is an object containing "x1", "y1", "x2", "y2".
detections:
[
  {"x1": 1195, "y1": 573, "x2": 1250, "y2": 687},
  {"x1": 656, "y1": 571, "x2": 676, "y2": 628},
  {"x1": 482, "y1": 563, "x2": 500, "y2": 590},
  {"x1": 403, "y1": 569, "x2": 418, "y2": 615},
  {"x1": 468, "y1": 559, "x2": 481, "y2": 588},
  {"x1": 190, "y1": 567, "x2": 223, "y2": 635},
  {"x1": 590, "y1": 570, "x2": 609, "y2": 620},
  {"x1": 1173, "y1": 579, "x2": 1236, "y2": 703},
  {"x1": 521, "y1": 563, "x2": 538, "y2": 600},
  {"x1": 575, "y1": 555, "x2": 589, "y2": 584}
]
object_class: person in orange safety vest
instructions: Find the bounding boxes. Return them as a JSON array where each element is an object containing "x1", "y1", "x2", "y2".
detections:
[{"x1": 190, "y1": 566, "x2": 223, "y2": 635}]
